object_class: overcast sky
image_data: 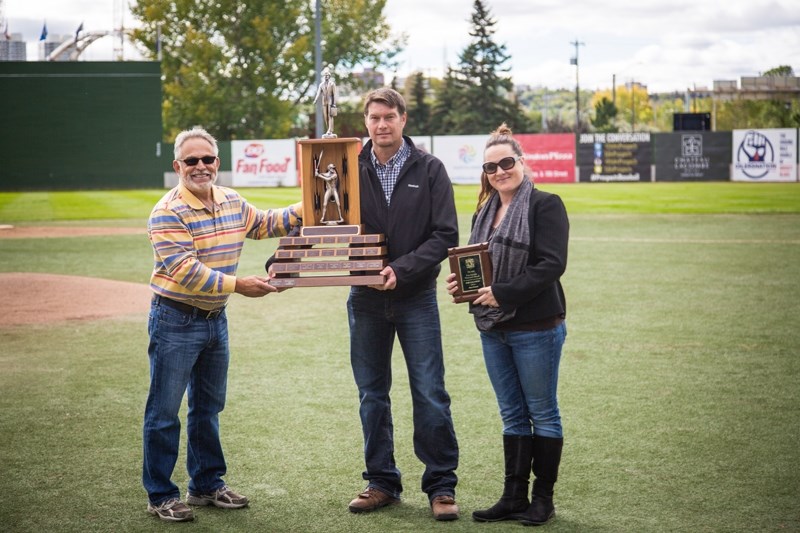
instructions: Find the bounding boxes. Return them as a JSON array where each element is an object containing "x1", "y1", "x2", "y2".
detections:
[{"x1": 4, "y1": 0, "x2": 799, "y2": 93}]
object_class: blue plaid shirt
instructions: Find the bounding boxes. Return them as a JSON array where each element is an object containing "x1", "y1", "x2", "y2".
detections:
[{"x1": 370, "y1": 139, "x2": 411, "y2": 205}]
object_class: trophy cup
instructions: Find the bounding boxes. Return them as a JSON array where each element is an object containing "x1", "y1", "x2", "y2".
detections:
[
  {"x1": 447, "y1": 242, "x2": 492, "y2": 303},
  {"x1": 270, "y1": 67, "x2": 387, "y2": 288}
]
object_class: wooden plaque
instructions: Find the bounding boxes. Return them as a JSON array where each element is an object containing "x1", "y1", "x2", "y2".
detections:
[{"x1": 448, "y1": 242, "x2": 492, "y2": 303}]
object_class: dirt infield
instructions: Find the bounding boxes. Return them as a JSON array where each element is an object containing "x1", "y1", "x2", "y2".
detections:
[
  {"x1": 0, "y1": 273, "x2": 152, "y2": 326},
  {"x1": 0, "y1": 226, "x2": 151, "y2": 326}
]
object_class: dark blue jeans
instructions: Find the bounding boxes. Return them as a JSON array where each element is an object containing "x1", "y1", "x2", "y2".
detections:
[
  {"x1": 347, "y1": 287, "x2": 459, "y2": 501},
  {"x1": 143, "y1": 299, "x2": 230, "y2": 505},
  {"x1": 480, "y1": 322, "x2": 567, "y2": 438}
]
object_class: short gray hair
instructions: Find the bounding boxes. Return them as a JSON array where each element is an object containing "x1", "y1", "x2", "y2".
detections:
[{"x1": 174, "y1": 127, "x2": 219, "y2": 159}]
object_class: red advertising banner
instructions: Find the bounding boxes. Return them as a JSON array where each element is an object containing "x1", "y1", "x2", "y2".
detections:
[{"x1": 515, "y1": 133, "x2": 576, "y2": 183}]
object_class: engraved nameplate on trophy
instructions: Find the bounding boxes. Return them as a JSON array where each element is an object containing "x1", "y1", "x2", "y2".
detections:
[{"x1": 447, "y1": 242, "x2": 492, "y2": 303}]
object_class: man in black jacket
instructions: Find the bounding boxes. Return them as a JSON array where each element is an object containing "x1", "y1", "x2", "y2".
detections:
[{"x1": 346, "y1": 88, "x2": 460, "y2": 521}]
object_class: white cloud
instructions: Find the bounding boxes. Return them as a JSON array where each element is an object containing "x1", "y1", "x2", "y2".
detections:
[{"x1": 4, "y1": 0, "x2": 799, "y2": 93}]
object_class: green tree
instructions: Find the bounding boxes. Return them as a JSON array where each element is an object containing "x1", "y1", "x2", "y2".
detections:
[
  {"x1": 432, "y1": 0, "x2": 532, "y2": 134},
  {"x1": 429, "y1": 68, "x2": 470, "y2": 135},
  {"x1": 762, "y1": 65, "x2": 794, "y2": 77},
  {"x1": 600, "y1": 84, "x2": 653, "y2": 132},
  {"x1": 130, "y1": 0, "x2": 403, "y2": 141},
  {"x1": 404, "y1": 71, "x2": 431, "y2": 135},
  {"x1": 591, "y1": 96, "x2": 618, "y2": 132},
  {"x1": 715, "y1": 99, "x2": 800, "y2": 130}
]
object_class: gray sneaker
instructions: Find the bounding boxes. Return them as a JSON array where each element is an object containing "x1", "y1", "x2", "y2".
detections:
[
  {"x1": 186, "y1": 485, "x2": 249, "y2": 509},
  {"x1": 147, "y1": 498, "x2": 194, "y2": 522}
]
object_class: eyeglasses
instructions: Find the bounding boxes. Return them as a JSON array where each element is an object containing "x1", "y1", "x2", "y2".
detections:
[
  {"x1": 178, "y1": 155, "x2": 217, "y2": 166},
  {"x1": 482, "y1": 156, "x2": 521, "y2": 174}
]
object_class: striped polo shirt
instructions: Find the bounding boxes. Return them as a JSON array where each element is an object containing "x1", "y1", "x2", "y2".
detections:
[{"x1": 148, "y1": 183, "x2": 301, "y2": 310}]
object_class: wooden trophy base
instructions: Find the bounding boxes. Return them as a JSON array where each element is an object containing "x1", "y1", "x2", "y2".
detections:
[{"x1": 270, "y1": 225, "x2": 387, "y2": 288}]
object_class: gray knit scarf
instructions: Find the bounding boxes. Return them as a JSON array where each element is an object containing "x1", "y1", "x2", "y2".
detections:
[{"x1": 468, "y1": 179, "x2": 532, "y2": 331}]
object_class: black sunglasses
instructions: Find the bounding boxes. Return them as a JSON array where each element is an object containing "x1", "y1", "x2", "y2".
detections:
[
  {"x1": 482, "y1": 156, "x2": 521, "y2": 174},
  {"x1": 179, "y1": 155, "x2": 217, "y2": 166}
]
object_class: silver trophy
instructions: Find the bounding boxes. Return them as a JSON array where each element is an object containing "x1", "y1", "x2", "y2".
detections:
[{"x1": 314, "y1": 65, "x2": 338, "y2": 138}]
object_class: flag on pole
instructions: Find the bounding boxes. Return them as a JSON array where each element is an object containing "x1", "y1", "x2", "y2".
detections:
[
  {"x1": 2, "y1": 19, "x2": 10, "y2": 40},
  {"x1": 39, "y1": 21, "x2": 48, "y2": 41},
  {"x1": 75, "y1": 22, "x2": 84, "y2": 43}
]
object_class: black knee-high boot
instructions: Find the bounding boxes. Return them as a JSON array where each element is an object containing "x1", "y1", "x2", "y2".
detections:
[
  {"x1": 472, "y1": 435, "x2": 534, "y2": 522},
  {"x1": 520, "y1": 436, "x2": 563, "y2": 526}
]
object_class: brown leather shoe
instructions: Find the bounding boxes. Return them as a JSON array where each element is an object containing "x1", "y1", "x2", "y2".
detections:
[
  {"x1": 431, "y1": 495, "x2": 459, "y2": 521},
  {"x1": 348, "y1": 487, "x2": 399, "y2": 513}
]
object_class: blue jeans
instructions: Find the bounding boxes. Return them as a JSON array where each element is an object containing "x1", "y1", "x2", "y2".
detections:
[
  {"x1": 347, "y1": 287, "x2": 459, "y2": 501},
  {"x1": 480, "y1": 322, "x2": 567, "y2": 438},
  {"x1": 143, "y1": 299, "x2": 230, "y2": 505}
]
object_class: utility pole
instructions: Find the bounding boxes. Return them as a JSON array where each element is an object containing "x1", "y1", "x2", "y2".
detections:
[
  {"x1": 113, "y1": 0, "x2": 123, "y2": 60},
  {"x1": 570, "y1": 39, "x2": 585, "y2": 133},
  {"x1": 612, "y1": 73, "x2": 616, "y2": 107},
  {"x1": 314, "y1": 0, "x2": 323, "y2": 138}
]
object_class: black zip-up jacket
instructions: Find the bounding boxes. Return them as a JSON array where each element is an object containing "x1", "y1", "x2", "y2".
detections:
[
  {"x1": 358, "y1": 136, "x2": 459, "y2": 298},
  {"x1": 471, "y1": 188, "x2": 568, "y2": 327}
]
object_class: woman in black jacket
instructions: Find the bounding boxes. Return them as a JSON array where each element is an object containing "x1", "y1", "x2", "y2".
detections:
[{"x1": 446, "y1": 123, "x2": 569, "y2": 526}]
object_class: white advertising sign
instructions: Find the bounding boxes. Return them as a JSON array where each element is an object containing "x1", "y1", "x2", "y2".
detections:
[
  {"x1": 432, "y1": 135, "x2": 489, "y2": 184},
  {"x1": 231, "y1": 139, "x2": 298, "y2": 187},
  {"x1": 732, "y1": 129, "x2": 798, "y2": 182}
]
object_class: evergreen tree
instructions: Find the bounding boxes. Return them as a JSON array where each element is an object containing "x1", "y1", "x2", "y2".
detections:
[
  {"x1": 434, "y1": 0, "x2": 532, "y2": 134},
  {"x1": 405, "y1": 71, "x2": 431, "y2": 135},
  {"x1": 430, "y1": 68, "x2": 470, "y2": 135}
]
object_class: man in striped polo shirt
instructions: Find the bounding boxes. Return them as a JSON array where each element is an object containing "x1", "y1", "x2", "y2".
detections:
[{"x1": 143, "y1": 127, "x2": 301, "y2": 522}]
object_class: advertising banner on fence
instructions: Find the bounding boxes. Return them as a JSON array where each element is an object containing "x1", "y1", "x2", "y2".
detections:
[
  {"x1": 577, "y1": 132, "x2": 652, "y2": 182},
  {"x1": 231, "y1": 139, "x2": 297, "y2": 187},
  {"x1": 432, "y1": 134, "x2": 488, "y2": 184},
  {"x1": 732, "y1": 129, "x2": 798, "y2": 182},
  {"x1": 515, "y1": 133, "x2": 576, "y2": 183},
  {"x1": 653, "y1": 132, "x2": 732, "y2": 181}
]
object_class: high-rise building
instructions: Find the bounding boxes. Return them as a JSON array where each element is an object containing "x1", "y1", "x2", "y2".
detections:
[
  {"x1": 39, "y1": 34, "x2": 72, "y2": 61},
  {"x1": 0, "y1": 33, "x2": 26, "y2": 61}
]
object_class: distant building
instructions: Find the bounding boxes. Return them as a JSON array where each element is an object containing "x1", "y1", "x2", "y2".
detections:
[
  {"x1": 711, "y1": 76, "x2": 800, "y2": 101},
  {"x1": 352, "y1": 67, "x2": 384, "y2": 89},
  {"x1": 0, "y1": 32, "x2": 26, "y2": 61},
  {"x1": 39, "y1": 34, "x2": 71, "y2": 61}
]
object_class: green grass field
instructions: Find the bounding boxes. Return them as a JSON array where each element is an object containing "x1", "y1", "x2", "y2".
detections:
[{"x1": 1, "y1": 183, "x2": 799, "y2": 532}]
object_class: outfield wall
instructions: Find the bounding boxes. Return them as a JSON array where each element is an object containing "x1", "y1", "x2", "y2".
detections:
[
  {"x1": 0, "y1": 61, "x2": 163, "y2": 190},
  {"x1": 0, "y1": 60, "x2": 796, "y2": 191}
]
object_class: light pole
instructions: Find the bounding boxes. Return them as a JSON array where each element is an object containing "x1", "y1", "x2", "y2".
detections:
[
  {"x1": 570, "y1": 39, "x2": 585, "y2": 133},
  {"x1": 314, "y1": 0, "x2": 323, "y2": 138}
]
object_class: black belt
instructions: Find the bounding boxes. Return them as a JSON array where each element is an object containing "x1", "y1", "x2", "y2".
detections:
[{"x1": 154, "y1": 295, "x2": 224, "y2": 319}]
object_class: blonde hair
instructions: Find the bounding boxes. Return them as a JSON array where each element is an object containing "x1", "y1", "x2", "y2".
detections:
[{"x1": 476, "y1": 123, "x2": 526, "y2": 211}]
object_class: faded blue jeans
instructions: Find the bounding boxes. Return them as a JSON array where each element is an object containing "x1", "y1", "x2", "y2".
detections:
[
  {"x1": 480, "y1": 322, "x2": 567, "y2": 438},
  {"x1": 142, "y1": 299, "x2": 230, "y2": 505},
  {"x1": 347, "y1": 286, "x2": 459, "y2": 501}
]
